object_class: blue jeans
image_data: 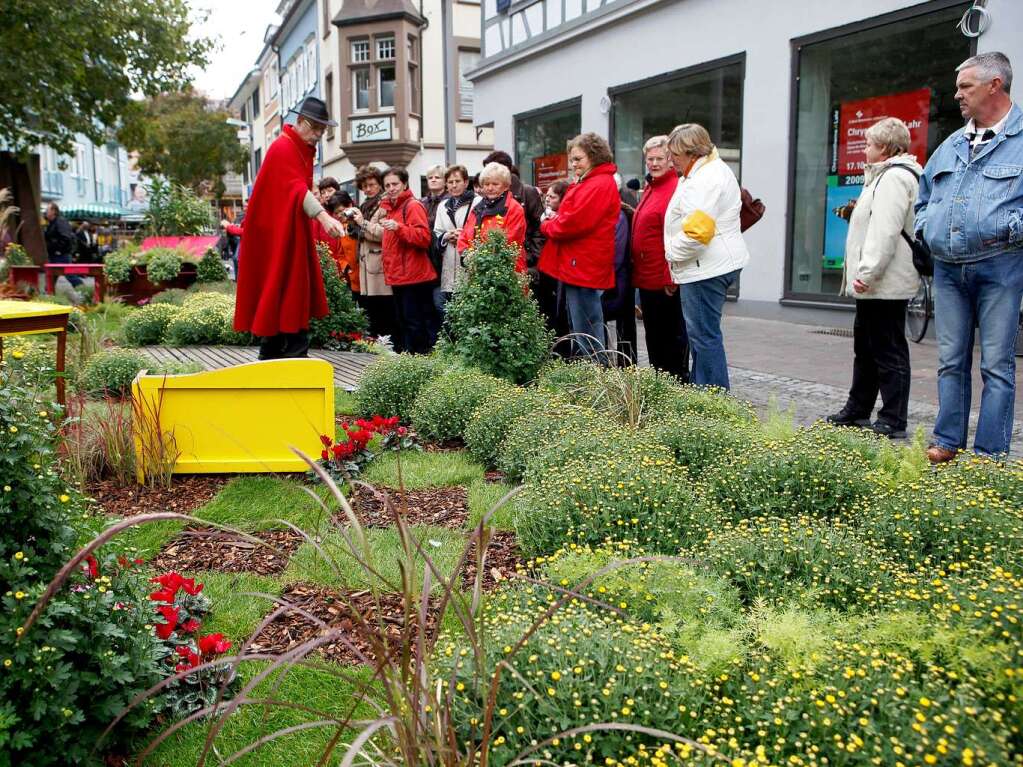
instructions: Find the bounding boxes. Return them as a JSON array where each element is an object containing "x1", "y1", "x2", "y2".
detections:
[
  {"x1": 679, "y1": 270, "x2": 739, "y2": 389},
  {"x1": 563, "y1": 284, "x2": 606, "y2": 361},
  {"x1": 932, "y1": 251, "x2": 1023, "y2": 456}
]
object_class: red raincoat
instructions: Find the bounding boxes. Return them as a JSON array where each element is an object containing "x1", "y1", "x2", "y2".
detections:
[
  {"x1": 456, "y1": 191, "x2": 528, "y2": 273},
  {"x1": 233, "y1": 125, "x2": 328, "y2": 336}
]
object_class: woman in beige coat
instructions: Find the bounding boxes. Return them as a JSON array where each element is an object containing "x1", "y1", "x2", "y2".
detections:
[
  {"x1": 827, "y1": 117, "x2": 923, "y2": 439},
  {"x1": 352, "y1": 165, "x2": 401, "y2": 349}
]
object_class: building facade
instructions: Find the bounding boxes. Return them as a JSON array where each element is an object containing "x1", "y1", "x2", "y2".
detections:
[
  {"x1": 470, "y1": 0, "x2": 1023, "y2": 315},
  {"x1": 37, "y1": 132, "x2": 133, "y2": 218}
]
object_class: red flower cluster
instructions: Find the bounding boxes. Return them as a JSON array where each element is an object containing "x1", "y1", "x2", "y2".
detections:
[
  {"x1": 329, "y1": 330, "x2": 365, "y2": 342},
  {"x1": 149, "y1": 571, "x2": 204, "y2": 603},
  {"x1": 174, "y1": 633, "x2": 232, "y2": 672}
]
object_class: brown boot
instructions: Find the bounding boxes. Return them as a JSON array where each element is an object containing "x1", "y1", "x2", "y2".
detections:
[{"x1": 926, "y1": 445, "x2": 957, "y2": 465}]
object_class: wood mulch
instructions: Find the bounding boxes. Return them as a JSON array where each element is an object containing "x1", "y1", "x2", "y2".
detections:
[
  {"x1": 462, "y1": 531, "x2": 523, "y2": 592},
  {"x1": 249, "y1": 583, "x2": 438, "y2": 667},
  {"x1": 484, "y1": 470, "x2": 507, "y2": 484},
  {"x1": 340, "y1": 485, "x2": 469, "y2": 529},
  {"x1": 151, "y1": 527, "x2": 303, "y2": 576},
  {"x1": 85, "y1": 475, "x2": 229, "y2": 517}
]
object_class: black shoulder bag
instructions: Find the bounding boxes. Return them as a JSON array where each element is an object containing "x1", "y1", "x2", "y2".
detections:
[{"x1": 871, "y1": 164, "x2": 933, "y2": 277}]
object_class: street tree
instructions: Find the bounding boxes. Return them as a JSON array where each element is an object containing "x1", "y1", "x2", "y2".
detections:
[
  {"x1": 118, "y1": 89, "x2": 249, "y2": 196},
  {"x1": 0, "y1": 0, "x2": 211, "y2": 157}
]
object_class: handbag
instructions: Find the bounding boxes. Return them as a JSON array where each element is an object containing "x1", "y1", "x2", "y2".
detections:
[{"x1": 739, "y1": 187, "x2": 765, "y2": 232}]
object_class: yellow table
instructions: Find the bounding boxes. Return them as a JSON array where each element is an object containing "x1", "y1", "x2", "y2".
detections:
[{"x1": 0, "y1": 299, "x2": 72, "y2": 405}]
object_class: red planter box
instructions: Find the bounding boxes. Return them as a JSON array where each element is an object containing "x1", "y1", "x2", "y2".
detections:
[{"x1": 109, "y1": 263, "x2": 198, "y2": 305}]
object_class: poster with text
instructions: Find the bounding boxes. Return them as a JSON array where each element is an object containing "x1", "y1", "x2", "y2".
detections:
[
  {"x1": 823, "y1": 177, "x2": 862, "y2": 271},
  {"x1": 837, "y1": 88, "x2": 931, "y2": 175},
  {"x1": 533, "y1": 153, "x2": 568, "y2": 193}
]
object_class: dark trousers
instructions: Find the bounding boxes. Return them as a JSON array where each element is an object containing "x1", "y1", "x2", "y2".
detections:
[
  {"x1": 604, "y1": 302, "x2": 638, "y2": 366},
  {"x1": 846, "y1": 299, "x2": 911, "y2": 430},
  {"x1": 258, "y1": 330, "x2": 309, "y2": 360},
  {"x1": 359, "y1": 294, "x2": 403, "y2": 352},
  {"x1": 393, "y1": 282, "x2": 439, "y2": 355},
  {"x1": 639, "y1": 288, "x2": 690, "y2": 383},
  {"x1": 533, "y1": 272, "x2": 571, "y2": 356}
]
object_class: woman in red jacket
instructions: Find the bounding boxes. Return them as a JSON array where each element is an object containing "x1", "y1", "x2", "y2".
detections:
[
  {"x1": 457, "y1": 162, "x2": 527, "y2": 273},
  {"x1": 539, "y1": 132, "x2": 620, "y2": 361},
  {"x1": 351, "y1": 166, "x2": 437, "y2": 353},
  {"x1": 630, "y1": 135, "x2": 689, "y2": 381}
]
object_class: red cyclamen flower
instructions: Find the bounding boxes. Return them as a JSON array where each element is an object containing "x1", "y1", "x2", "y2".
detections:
[
  {"x1": 84, "y1": 555, "x2": 99, "y2": 580},
  {"x1": 198, "y1": 632, "x2": 232, "y2": 656},
  {"x1": 155, "y1": 605, "x2": 180, "y2": 639}
]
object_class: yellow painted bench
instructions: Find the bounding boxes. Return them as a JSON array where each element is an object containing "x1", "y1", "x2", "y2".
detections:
[{"x1": 132, "y1": 358, "x2": 336, "y2": 480}]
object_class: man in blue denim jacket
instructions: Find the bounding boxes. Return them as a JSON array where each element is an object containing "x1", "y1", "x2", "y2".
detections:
[{"x1": 916, "y1": 52, "x2": 1023, "y2": 462}]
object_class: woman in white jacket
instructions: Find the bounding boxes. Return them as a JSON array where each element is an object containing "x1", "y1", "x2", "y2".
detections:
[
  {"x1": 432, "y1": 164, "x2": 476, "y2": 313},
  {"x1": 827, "y1": 117, "x2": 922, "y2": 439},
  {"x1": 664, "y1": 123, "x2": 750, "y2": 389}
]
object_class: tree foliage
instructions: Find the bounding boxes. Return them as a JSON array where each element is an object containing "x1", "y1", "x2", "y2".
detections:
[
  {"x1": 118, "y1": 88, "x2": 249, "y2": 194},
  {"x1": 0, "y1": 0, "x2": 211, "y2": 157}
]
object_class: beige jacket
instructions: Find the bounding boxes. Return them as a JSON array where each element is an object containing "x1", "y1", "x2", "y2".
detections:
[
  {"x1": 842, "y1": 154, "x2": 923, "y2": 300},
  {"x1": 358, "y1": 204, "x2": 391, "y2": 297}
]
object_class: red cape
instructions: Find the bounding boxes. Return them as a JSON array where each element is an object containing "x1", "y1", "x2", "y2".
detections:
[{"x1": 233, "y1": 125, "x2": 328, "y2": 336}]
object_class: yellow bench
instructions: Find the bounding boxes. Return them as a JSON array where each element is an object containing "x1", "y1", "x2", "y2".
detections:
[
  {"x1": 132, "y1": 358, "x2": 336, "y2": 481},
  {"x1": 0, "y1": 299, "x2": 72, "y2": 405}
]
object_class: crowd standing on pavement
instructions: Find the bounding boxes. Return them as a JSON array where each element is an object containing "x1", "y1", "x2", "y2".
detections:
[{"x1": 235, "y1": 48, "x2": 1023, "y2": 460}]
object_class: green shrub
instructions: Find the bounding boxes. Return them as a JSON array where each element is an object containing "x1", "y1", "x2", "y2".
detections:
[
  {"x1": 943, "y1": 454, "x2": 1023, "y2": 507},
  {"x1": 534, "y1": 358, "x2": 605, "y2": 403},
  {"x1": 522, "y1": 417, "x2": 633, "y2": 484},
  {"x1": 196, "y1": 247, "x2": 228, "y2": 282},
  {"x1": 164, "y1": 291, "x2": 235, "y2": 346},
  {"x1": 706, "y1": 435, "x2": 870, "y2": 522},
  {"x1": 354, "y1": 353, "x2": 448, "y2": 421},
  {"x1": 0, "y1": 368, "x2": 163, "y2": 764},
  {"x1": 437, "y1": 229, "x2": 553, "y2": 384},
  {"x1": 143, "y1": 178, "x2": 214, "y2": 236},
  {"x1": 516, "y1": 441, "x2": 718, "y2": 556},
  {"x1": 79, "y1": 347, "x2": 150, "y2": 395},
  {"x1": 410, "y1": 368, "x2": 510, "y2": 442},
  {"x1": 121, "y1": 303, "x2": 182, "y2": 346},
  {"x1": 309, "y1": 243, "x2": 368, "y2": 348},
  {"x1": 661, "y1": 383, "x2": 757, "y2": 423},
  {"x1": 432, "y1": 586, "x2": 707, "y2": 767},
  {"x1": 644, "y1": 411, "x2": 760, "y2": 475},
  {"x1": 464, "y1": 387, "x2": 556, "y2": 468},
  {"x1": 150, "y1": 288, "x2": 190, "y2": 306},
  {"x1": 2, "y1": 335, "x2": 56, "y2": 390},
  {"x1": 103, "y1": 250, "x2": 135, "y2": 284},
  {"x1": 144, "y1": 247, "x2": 184, "y2": 283},
  {"x1": 495, "y1": 401, "x2": 602, "y2": 482}
]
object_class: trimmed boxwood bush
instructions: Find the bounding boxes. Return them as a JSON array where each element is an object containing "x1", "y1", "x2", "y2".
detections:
[
  {"x1": 79, "y1": 347, "x2": 150, "y2": 395},
  {"x1": 354, "y1": 354, "x2": 448, "y2": 421},
  {"x1": 410, "y1": 368, "x2": 511, "y2": 442},
  {"x1": 121, "y1": 303, "x2": 182, "y2": 346},
  {"x1": 463, "y1": 387, "x2": 557, "y2": 468},
  {"x1": 516, "y1": 441, "x2": 719, "y2": 556},
  {"x1": 196, "y1": 247, "x2": 228, "y2": 282}
]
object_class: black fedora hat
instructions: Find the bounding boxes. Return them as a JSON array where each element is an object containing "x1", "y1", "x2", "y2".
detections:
[{"x1": 293, "y1": 96, "x2": 338, "y2": 127}]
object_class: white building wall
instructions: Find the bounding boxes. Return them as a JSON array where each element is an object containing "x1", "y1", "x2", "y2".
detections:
[{"x1": 472, "y1": 0, "x2": 1023, "y2": 305}]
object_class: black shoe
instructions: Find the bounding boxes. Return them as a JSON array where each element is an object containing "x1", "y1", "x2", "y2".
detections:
[
  {"x1": 825, "y1": 408, "x2": 872, "y2": 428},
  {"x1": 871, "y1": 420, "x2": 907, "y2": 440}
]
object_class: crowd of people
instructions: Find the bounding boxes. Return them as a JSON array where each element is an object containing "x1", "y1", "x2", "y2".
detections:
[{"x1": 237, "y1": 45, "x2": 1023, "y2": 464}]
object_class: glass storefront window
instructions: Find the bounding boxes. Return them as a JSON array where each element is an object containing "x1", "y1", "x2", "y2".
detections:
[
  {"x1": 611, "y1": 59, "x2": 744, "y2": 188},
  {"x1": 515, "y1": 100, "x2": 581, "y2": 189},
  {"x1": 788, "y1": 3, "x2": 971, "y2": 299}
]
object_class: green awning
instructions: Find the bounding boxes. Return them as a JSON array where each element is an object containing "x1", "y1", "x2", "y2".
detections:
[{"x1": 40, "y1": 203, "x2": 129, "y2": 221}]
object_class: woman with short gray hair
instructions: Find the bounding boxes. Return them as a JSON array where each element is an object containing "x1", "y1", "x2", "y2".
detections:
[
  {"x1": 457, "y1": 161, "x2": 528, "y2": 274},
  {"x1": 827, "y1": 116, "x2": 922, "y2": 439}
]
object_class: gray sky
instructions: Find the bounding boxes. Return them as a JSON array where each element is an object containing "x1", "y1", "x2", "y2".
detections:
[{"x1": 189, "y1": 0, "x2": 282, "y2": 102}]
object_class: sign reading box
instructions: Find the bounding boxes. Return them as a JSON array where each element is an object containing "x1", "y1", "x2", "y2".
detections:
[{"x1": 351, "y1": 116, "x2": 392, "y2": 143}]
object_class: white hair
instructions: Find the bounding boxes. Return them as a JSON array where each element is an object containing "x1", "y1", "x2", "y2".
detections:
[
  {"x1": 957, "y1": 51, "x2": 1012, "y2": 93},
  {"x1": 478, "y1": 162, "x2": 511, "y2": 186},
  {"x1": 643, "y1": 135, "x2": 669, "y2": 154},
  {"x1": 425, "y1": 164, "x2": 446, "y2": 177},
  {"x1": 864, "y1": 117, "x2": 911, "y2": 157}
]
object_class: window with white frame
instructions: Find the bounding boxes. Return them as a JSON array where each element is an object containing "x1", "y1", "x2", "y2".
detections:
[
  {"x1": 305, "y1": 42, "x2": 317, "y2": 91},
  {"x1": 352, "y1": 40, "x2": 370, "y2": 63},
  {"x1": 379, "y1": 65, "x2": 395, "y2": 109},
  {"x1": 458, "y1": 50, "x2": 479, "y2": 121},
  {"x1": 376, "y1": 36, "x2": 395, "y2": 60},
  {"x1": 353, "y1": 68, "x2": 370, "y2": 111}
]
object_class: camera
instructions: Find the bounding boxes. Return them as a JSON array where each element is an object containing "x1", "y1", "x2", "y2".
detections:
[{"x1": 341, "y1": 208, "x2": 357, "y2": 219}]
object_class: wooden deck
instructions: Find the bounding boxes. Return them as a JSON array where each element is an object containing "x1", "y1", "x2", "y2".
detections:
[{"x1": 139, "y1": 346, "x2": 378, "y2": 391}]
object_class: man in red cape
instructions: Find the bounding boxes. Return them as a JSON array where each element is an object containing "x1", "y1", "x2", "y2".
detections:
[{"x1": 234, "y1": 96, "x2": 345, "y2": 359}]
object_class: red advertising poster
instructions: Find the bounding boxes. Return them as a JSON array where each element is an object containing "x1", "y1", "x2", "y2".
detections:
[
  {"x1": 838, "y1": 88, "x2": 931, "y2": 174},
  {"x1": 533, "y1": 153, "x2": 568, "y2": 193}
]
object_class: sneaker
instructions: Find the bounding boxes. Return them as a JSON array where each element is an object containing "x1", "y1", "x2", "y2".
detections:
[
  {"x1": 871, "y1": 420, "x2": 907, "y2": 440},
  {"x1": 825, "y1": 408, "x2": 871, "y2": 428}
]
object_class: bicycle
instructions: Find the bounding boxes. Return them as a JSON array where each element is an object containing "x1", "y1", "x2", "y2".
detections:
[{"x1": 906, "y1": 275, "x2": 932, "y2": 343}]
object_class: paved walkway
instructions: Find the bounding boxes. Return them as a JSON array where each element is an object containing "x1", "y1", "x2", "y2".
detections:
[{"x1": 633, "y1": 307, "x2": 1023, "y2": 454}]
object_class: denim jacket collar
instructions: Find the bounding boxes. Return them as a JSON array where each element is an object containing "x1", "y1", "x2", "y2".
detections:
[{"x1": 951, "y1": 102, "x2": 1023, "y2": 164}]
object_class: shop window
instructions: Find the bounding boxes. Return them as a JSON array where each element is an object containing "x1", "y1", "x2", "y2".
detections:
[
  {"x1": 377, "y1": 36, "x2": 395, "y2": 61},
  {"x1": 352, "y1": 40, "x2": 370, "y2": 63},
  {"x1": 379, "y1": 65, "x2": 396, "y2": 110},
  {"x1": 788, "y1": 3, "x2": 971, "y2": 299},
  {"x1": 515, "y1": 99, "x2": 580, "y2": 190},
  {"x1": 611, "y1": 58, "x2": 743, "y2": 188},
  {"x1": 353, "y1": 68, "x2": 370, "y2": 111},
  {"x1": 458, "y1": 49, "x2": 480, "y2": 121}
]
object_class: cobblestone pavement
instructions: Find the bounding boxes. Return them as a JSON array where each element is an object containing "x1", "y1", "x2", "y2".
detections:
[{"x1": 626, "y1": 311, "x2": 1023, "y2": 457}]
